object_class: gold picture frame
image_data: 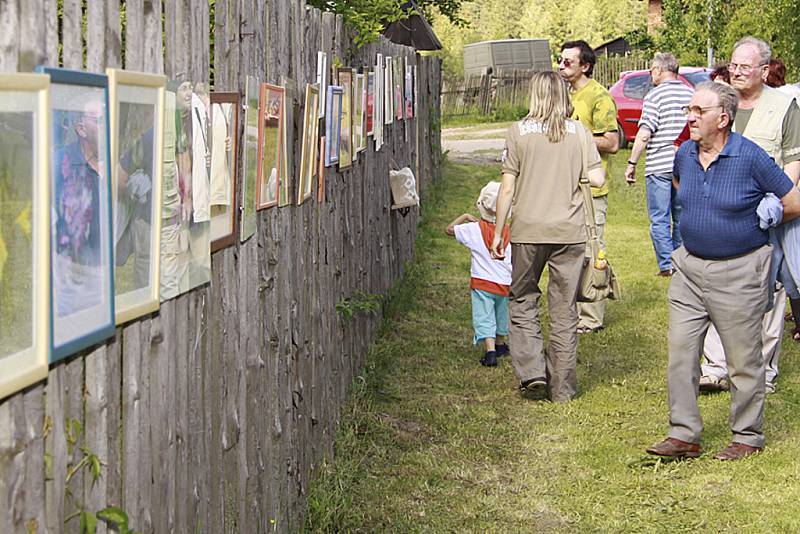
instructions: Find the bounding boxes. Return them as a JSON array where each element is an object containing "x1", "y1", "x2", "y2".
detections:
[
  {"x1": 297, "y1": 83, "x2": 320, "y2": 205},
  {"x1": 0, "y1": 73, "x2": 50, "y2": 399},
  {"x1": 107, "y1": 68, "x2": 166, "y2": 325}
]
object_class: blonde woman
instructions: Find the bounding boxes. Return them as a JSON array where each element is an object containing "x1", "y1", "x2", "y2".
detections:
[{"x1": 491, "y1": 71, "x2": 605, "y2": 402}]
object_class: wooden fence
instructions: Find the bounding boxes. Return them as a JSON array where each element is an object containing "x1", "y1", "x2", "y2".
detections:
[
  {"x1": 0, "y1": 1, "x2": 442, "y2": 533},
  {"x1": 442, "y1": 54, "x2": 652, "y2": 121}
]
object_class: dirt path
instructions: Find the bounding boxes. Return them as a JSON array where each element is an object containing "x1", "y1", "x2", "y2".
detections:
[{"x1": 442, "y1": 124, "x2": 507, "y2": 164}]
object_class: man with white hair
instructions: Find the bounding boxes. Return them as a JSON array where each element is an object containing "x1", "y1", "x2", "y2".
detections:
[
  {"x1": 699, "y1": 36, "x2": 800, "y2": 395},
  {"x1": 625, "y1": 53, "x2": 694, "y2": 276},
  {"x1": 647, "y1": 82, "x2": 800, "y2": 461}
]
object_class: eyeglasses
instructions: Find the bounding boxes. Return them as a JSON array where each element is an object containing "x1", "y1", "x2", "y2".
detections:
[
  {"x1": 557, "y1": 57, "x2": 574, "y2": 68},
  {"x1": 728, "y1": 62, "x2": 766, "y2": 75},
  {"x1": 682, "y1": 105, "x2": 723, "y2": 117}
]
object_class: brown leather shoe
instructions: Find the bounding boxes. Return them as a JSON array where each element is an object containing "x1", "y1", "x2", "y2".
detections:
[
  {"x1": 714, "y1": 442, "x2": 762, "y2": 461},
  {"x1": 646, "y1": 437, "x2": 702, "y2": 458}
]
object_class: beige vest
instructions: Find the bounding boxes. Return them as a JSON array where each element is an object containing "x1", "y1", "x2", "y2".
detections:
[{"x1": 736, "y1": 85, "x2": 793, "y2": 168}]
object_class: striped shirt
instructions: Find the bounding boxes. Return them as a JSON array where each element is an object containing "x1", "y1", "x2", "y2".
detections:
[
  {"x1": 673, "y1": 133, "x2": 793, "y2": 259},
  {"x1": 638, "y1": 79, "x2": 694, "y2": 176}
]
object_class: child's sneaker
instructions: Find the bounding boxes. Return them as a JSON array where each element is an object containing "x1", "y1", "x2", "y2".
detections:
[
  {"x1": 496, "y1": 343, "x2": 510, "y2": 357},
  {"x1": 480, "y1": 351, "x2": 498, "y2": 367}
]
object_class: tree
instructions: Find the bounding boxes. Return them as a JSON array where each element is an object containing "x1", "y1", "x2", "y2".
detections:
[{"x1": 306, "y1": 0, "x2": 467, "y2": 47}]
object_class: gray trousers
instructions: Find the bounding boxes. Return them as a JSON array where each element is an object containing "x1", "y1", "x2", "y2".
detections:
[
  {"x1": 578, "y1": 195, "x2": 608, "y2": 329},
  {"x1": 701, "y1": 287, "x2": 784, "y2": 386},
  {"x1": 667, "y1": 245, "x2": 772, "y2": 448},
  {"x1": 509, "y1": 242, "x2": 585, "y2": 402}
]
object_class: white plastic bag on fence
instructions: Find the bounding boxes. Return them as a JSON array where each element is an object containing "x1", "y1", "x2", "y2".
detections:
[{"x1": 389, "y1": 167, "x2": 419, "y2": 210}]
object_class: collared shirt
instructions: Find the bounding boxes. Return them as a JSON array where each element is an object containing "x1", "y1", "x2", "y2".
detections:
[
  {"x1": 638, "y1": 79, "x2": 693, "y2": 176},
  {"x1": 673, "y1": 132, "x2": 794, "y2": 259}
]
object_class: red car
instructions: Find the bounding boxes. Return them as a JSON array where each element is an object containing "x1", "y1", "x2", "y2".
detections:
[{"x1": 610, "y1": 67, "x2": 711, "y2": 147}]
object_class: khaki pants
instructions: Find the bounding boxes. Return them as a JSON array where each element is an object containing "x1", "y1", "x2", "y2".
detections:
[
  {"x1": 578, "y1": 195, "x2": 608, "y2": 329},
  {"x1": 666, "y1": 245, "x2": 771, "y2": 448},
  {"x1": 509, "y1": 242, "x2": 585, "y2": 402},
  {"x1": 701, "y1": 287, "x2": 784, "y2": 386}
]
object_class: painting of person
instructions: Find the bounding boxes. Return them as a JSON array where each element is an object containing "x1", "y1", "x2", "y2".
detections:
[
  {"x1": 52, "y1": 97, "x2": 108, "y2": 319},
  {"x1": 209, "y1": 99, "x2": 234, "y2": 243},
  {"x1": 115, "y1": 102, "x2": 156, "y2": 293}
]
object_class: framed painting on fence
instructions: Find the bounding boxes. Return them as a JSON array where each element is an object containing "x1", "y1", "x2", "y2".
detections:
[
  {"x1": 394, "y1": 56, "x2": 404, "y2": 121},
  {"x1": 354, "y1": 72, "x2": 366, "y2": 154},
  {"x1": 316, "y1": 51, "x2": 328, "y2": 119},
  {"x1": 384, "y1": 56, "x2": 393, "y2": 125},
  {"x1": 325, "y1": 85, "x2": 343, "y2": 167},
  {"x1": 278, "y1": 77, "x2": 296, "y2": 207},
  {"x1": 374, "y1": 54, "x2": 384, "y2": 150},
  {"x1": 159, "y1": 79, "x2": 212, "y2": 301},
  {"x1": 256, "y1": 83, "x2": 282, "y2": 210},
  {"x1": 0, "y1": 73, "x2": 50, "y2": 400},
  {"x1": 37, "y1": 66, "x2": 115, "y2": 362},
  {"x1": 209, "y1": 92, "x2": 239, "y2": 252},
  {"x1": 404, "y1": 57, "x2": 414, "y2": 119},
  {"x1": 366, "y1": 70, "x2": 375, "y2": 137},
  {"x1": 107, "y1": 68, "x2": 166, "y2": 325},
  {"x1": 240, "y1": 76, "x2": 259, "y2": 241},
  {"x1": 297, "y1": 83, "x2": 319, "y2": 205},
  {"x1": 336, "y1": 68, "x2": 354, "y2": 170}
]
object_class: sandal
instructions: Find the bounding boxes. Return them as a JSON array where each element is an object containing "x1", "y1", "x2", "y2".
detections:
[
  {"x1": 577, "y1": 325, "x2": 604, "y2": 334},
  {"x1": 792, "y1": 327, "x2": 800, "y2": 342},
  {"x1": 786, "y1": 312, "x2": 795, "y2": 322}
]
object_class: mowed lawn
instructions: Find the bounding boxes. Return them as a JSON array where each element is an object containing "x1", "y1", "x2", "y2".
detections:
[{"x1": 304, "y1": 149, "x2": 800, "y2": 533}]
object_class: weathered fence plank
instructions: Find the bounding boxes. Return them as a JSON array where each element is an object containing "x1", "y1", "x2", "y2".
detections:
[{"x1": 0, "y1": 2, "x2": 442, "y2": 533}]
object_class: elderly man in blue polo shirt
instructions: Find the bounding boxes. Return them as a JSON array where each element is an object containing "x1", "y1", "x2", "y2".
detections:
[{"x1": 646, "y1": 82, "x2": 800, "y2": 461}]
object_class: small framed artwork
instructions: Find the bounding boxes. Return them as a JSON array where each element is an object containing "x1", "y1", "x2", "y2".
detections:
[
  {"x1": 316, "y1": 51, "x2": 328, "y2": 119},
  {"x1": 298, "y1": 83, "x2": 320, "y2": 205},
  {"x1": 0, "y1": 73, "x2": 50, "y2": 400},
  {"x1": 318, "y1": 135, "x2": 326, "y2": 203},
  {"x1": 366, "y1": 70, "x2": 375, "y2": 137},
  {"x1": 354, "y1": 72, "x2": 366, "y2": 154},
  {"x1": 325, "y1": 85, "x2": 343, "y2": 167},
  {"x1": 336, "y1": 69, "x2": 353, "y2": 170},
  {"x1": 394, "y1": 56, "x2": 404, "y2": 121},
  {"x1": 209, "y1": 92, "x2": 239, "y2": 252},
  {"x1": 278, "y1": 76, "x2": 295, "y2": 207},
  {"x1": 384, "y1": 56, "x2": 393, "y2": 125},
  {"x1": 240, "y1": 76, "x2": 259, "y2": 241},
  {"x1": 256, "y1": 83, "x2": 283, "y2": 210},
  {"x1": 404, "y1": 57, "x2": 414, "y2": 119},
  {"x1": 159, "y1": 79, "x2": 212, "y2": 301},
  {"x1": 37, "y1": 66, "x2": 115, "y2": 362},
  {"x1": 107, "y1": 68, "x2": 166, "y2": 326},
  {"x1": 374, "y1": 54, "x2": 384, "y2": 150}
]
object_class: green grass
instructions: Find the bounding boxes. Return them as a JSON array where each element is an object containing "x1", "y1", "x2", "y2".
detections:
[
  {"x1": 442, "y1": 105, "x2": 528, "y2": 129},
  {"x1": 303, "y1": 152, "x2": 800, "y2": 533}
]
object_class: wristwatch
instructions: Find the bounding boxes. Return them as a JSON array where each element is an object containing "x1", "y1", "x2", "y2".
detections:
[{"x1": 627, "y1": 160, "x2": 636, "y2": 166}]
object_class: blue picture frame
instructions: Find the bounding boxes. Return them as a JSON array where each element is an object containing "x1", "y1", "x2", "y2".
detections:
[
  {"x1": 36, "y1": 66, "x2": 116, "y2": 362},
  {"x1": 325, "y1": 85, "x2": 343, "y2": 167}
]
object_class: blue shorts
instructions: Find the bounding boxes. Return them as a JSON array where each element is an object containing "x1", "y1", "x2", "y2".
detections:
[{"x1": 471, "y1": 289, "x2": 509, "y2": 344}]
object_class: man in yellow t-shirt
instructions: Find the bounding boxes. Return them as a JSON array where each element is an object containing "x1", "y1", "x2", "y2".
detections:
[{"x1": 559, "y1": 39, "x2": 619, "y2": 334}]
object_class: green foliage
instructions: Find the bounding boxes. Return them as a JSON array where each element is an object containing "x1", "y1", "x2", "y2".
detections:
[
  {"x1": 432, "y1": 0, "x2": 648, "y2": 77},
  {"x1": 652, "y1": 0, "x2": 800, "y2": 79},
  {"x1": 62, "y1": 418, "x2": 140, "y2": 534},
  {"x1": 335, "y1": 290, "x2": 384, "y2": 321}
]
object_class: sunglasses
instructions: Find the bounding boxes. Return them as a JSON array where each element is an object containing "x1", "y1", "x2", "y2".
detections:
[{"x1": 557, "y1": 57, "x2": 575, "y2": 68}]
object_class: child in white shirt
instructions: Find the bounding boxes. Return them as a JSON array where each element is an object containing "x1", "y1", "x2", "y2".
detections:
[{"x1": 446, "y1": 182, "x2": 512, "y2": 366}]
